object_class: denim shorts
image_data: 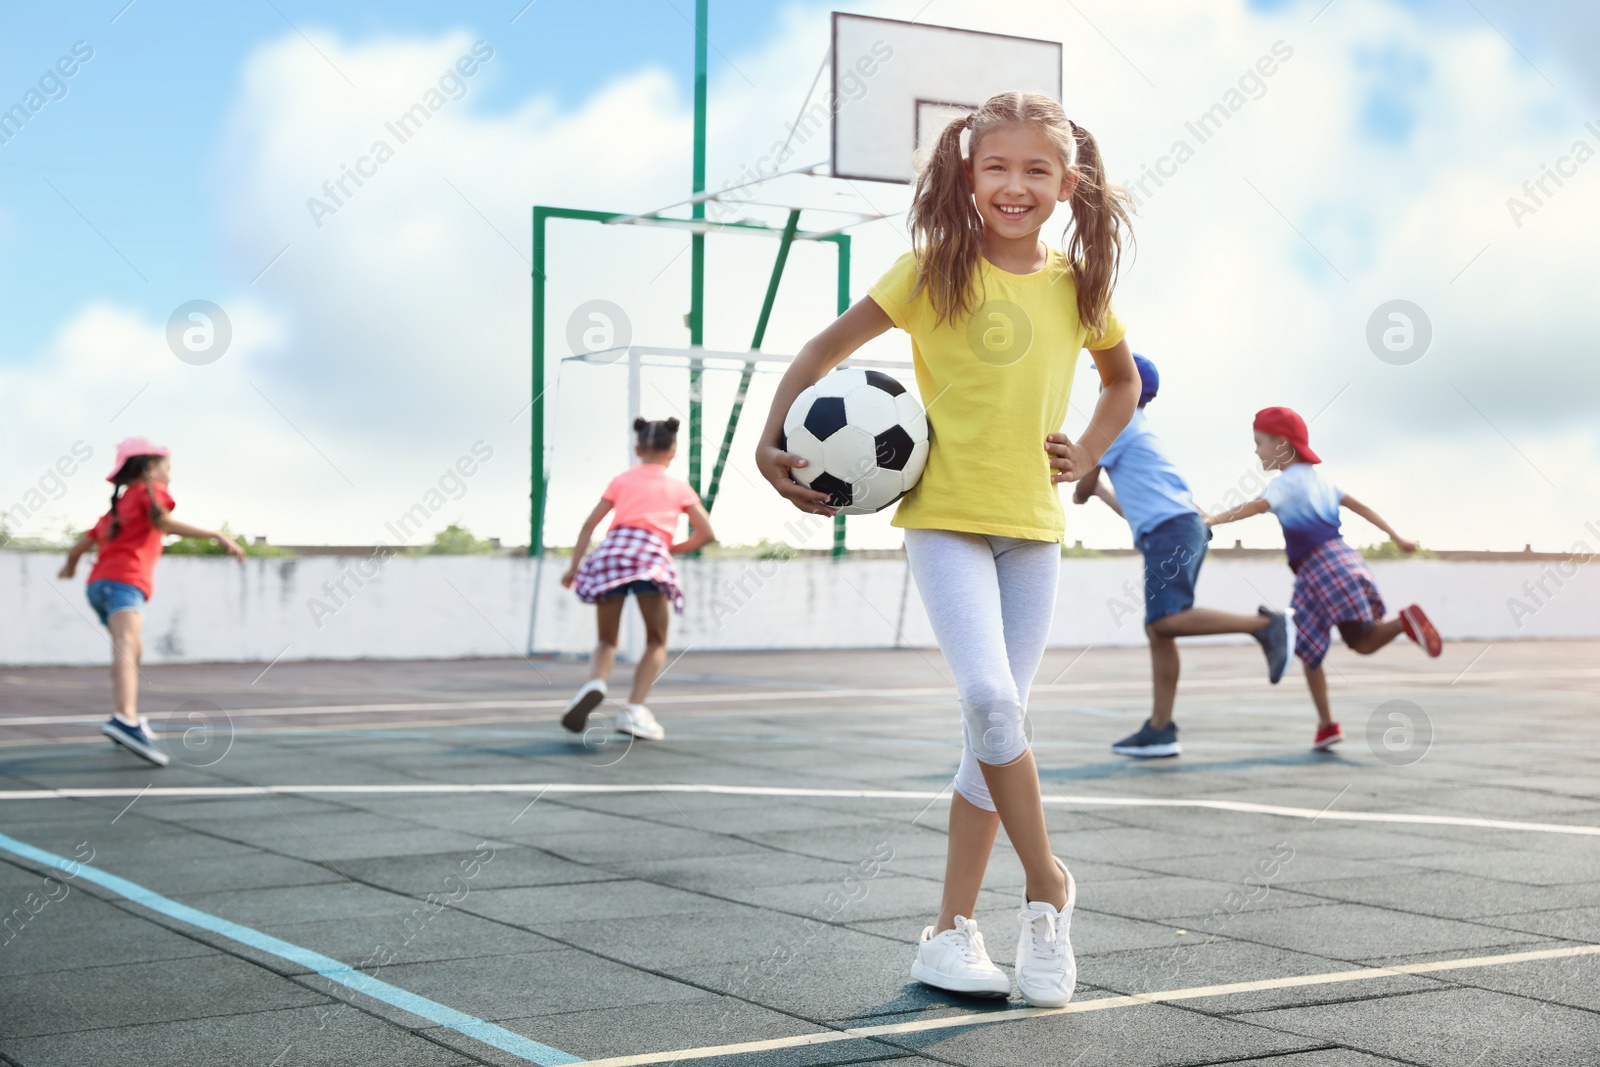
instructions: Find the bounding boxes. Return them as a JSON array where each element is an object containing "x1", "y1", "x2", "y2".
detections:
[
  {"x1": 86, "y1": 579, "x2": 146, "y2": 627},
  {"x1": 1137, "y1": 512, "x2": 1211, "y2": 625},
  {"x1": 602, "y1": 579, "x2": 662, "y2": 600}
]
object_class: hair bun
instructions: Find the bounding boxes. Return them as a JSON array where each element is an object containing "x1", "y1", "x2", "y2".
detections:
[
  {"x1": 664, "y1": 417, "x2": 681, "y2": 431},
  {"x1": 632, "y1": 417, "x2": 649, "y2": 431}
]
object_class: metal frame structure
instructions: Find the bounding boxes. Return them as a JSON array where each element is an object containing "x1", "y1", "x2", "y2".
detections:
[{"x1": 530, "y1": 1, "x2": 878, "y2": 559}]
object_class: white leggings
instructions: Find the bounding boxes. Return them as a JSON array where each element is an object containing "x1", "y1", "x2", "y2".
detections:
[{"x1": 904, "y1": 528, "x2": 1060, "y2": 812}]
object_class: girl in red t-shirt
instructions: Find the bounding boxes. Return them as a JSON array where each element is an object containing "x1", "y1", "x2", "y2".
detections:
[
  {"x1": 559, "y1": 418, "x2": 715, "y2": 742},
  {"x1": 58, "y1": 437, "x2": 244, "y2": 767}
]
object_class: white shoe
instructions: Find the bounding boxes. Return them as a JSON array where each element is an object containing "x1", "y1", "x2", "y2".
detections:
[
  {"x1": 561, "y1": 679, "x2": 607, "y2": 733},
  {"x1": 910, "y1": 915, "x2": 1012, "y2": 997},
  {"x1": 616, "y1": 704, "x2": 664, "y2": 741},
  {"x1": 1015, "y1": 857, "x2": 1077, "y2": 1007}
]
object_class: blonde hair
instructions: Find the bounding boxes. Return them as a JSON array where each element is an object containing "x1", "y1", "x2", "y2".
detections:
[{"x1": 907, "y1": 91, "x2": 1133, "y2": 332}]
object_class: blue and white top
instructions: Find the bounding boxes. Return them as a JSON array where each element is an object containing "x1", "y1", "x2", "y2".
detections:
[
  {"x1": 1262, "y1": 462, "x2": 1344, "y2": 569},
  {"x1": 1098, "y1": 409, "x2": 1199, "y2": 543}
]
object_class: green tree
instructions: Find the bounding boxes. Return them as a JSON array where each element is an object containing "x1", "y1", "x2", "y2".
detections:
[{"x1": 427, "y1": 523, "x2": 497, "y2": 555}]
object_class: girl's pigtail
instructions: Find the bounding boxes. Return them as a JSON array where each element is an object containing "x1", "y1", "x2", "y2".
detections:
[
  {"x1": 106, "y1": 485, "x2": 124, "y2": 541},
  {"x1": 1065, "y1": 121, "x2": 1134, "y2": 335},
  {"x1": 908, "y1": 113, "x2": 985, "y2": 326},
  {"x1": 144, "y1": 469, "x2": 169, "y2": 529}
]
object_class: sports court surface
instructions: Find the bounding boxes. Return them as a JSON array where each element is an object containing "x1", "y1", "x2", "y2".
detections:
[{"x1": 2, "y1": 640, "x2": 1597, "y2": 1066}]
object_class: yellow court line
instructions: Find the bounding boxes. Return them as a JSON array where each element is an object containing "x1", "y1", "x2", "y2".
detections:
[
  {"x1": 0, "y1": 782, "x2": 1596, "y2": 837},
  {"x1": 571, "y1": 943, "x2": 1600, "y2": 1066}
]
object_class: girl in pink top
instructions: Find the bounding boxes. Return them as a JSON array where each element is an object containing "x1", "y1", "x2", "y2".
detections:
[{"x1": 561, "y1": 418, "x2": 715, "y2": 741}]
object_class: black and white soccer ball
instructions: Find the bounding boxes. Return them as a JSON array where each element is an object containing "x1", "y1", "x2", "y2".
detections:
[{"x1": 781, "y1": 369, "x2": 929, "y2": 514}]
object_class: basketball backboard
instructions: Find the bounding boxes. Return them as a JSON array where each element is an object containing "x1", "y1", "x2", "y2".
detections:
[{"x1": 831, "y1": 13, "x2": 1063, "y2": 184}]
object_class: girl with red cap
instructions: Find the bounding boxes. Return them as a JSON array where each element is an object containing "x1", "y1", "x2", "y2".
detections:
[
  {"x1": 1206, "y1": 408, "x2": 1442, "y2": 749},
  {"x1": 58, "y1": 437, "x2": 244, "y2": 766}
]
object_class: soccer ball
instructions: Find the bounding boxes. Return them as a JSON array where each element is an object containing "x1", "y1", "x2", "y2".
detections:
[{"x1": 781, "y1": 369, "x2": 929, "y2": 514}]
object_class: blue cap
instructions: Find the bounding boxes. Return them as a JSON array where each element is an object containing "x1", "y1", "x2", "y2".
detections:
[
  {"x1": 1132, "y1": 353, "x2": 1159, "y2": 405},
  {"x1": 1090, "y1": 352, "x2": 1160, "y2": 405}
]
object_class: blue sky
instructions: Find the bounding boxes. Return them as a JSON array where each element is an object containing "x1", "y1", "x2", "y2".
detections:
[
  {"x1": 2, "y1": 0, "x2": 1597, "y2": 553},
  {"x1": 0, "y1": 0, "x2": 782, "y2": 360}
]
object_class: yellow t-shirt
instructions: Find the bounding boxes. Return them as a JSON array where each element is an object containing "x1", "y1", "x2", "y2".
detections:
[{"x1": 867, "y1": 248, "x2": 1126, "y2": 543}]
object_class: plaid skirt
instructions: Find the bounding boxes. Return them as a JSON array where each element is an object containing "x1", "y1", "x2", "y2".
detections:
[
  {"x1": 573, "y1": 525, "x2": 685, "y2": 614},
  {"x1": 1291, "y1": 539, "x2": 1385, "y2": 668}
]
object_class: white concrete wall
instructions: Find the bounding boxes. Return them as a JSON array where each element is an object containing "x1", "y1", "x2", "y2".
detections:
[{"x1": 1, "y1": 550, "x2": 1594, "y2": 666}]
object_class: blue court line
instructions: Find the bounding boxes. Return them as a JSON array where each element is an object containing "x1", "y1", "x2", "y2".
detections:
[{"x1": 0, "y1": 830, "x2": 582, "y2": 1065}]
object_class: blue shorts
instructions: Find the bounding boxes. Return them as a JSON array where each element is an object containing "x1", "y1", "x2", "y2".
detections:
[
  {"x1": 1137, "y1": 512, "x2": 1211, "y2": 625},
  {"x1": 602, "y1": 579, "x2": 662, "y2": 601},
  {"x1": 86, "y1": 579, "x2": 146, "y2": 627}
]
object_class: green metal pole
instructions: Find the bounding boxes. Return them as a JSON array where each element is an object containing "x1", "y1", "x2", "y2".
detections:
[
  {"x1": 530, "y1": 206, "x2": 624, "y2": 556},
  {"x1": 831, "y1": 234, "x2": 851, "y2": 558},
  {"x1": 688, "y1": 0, "x2": 709, "y2": 496},
  {"x1": 531, "y1": 207, "x2": 548, "y2": 557},
  {"x1": 703, "y1": 209, "x2": 799, "y2": 514}
]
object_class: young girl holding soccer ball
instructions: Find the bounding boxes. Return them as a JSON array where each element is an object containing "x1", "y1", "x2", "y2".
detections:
[{"x1": 757, "y1": 92, "x2": 1140, "y2": 1006}]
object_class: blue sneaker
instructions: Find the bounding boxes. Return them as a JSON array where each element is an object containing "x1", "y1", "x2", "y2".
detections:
[
  {"x1": 102, "y1": 716, "x2": 169, "y2": 767},
  {"x1": 1253, "y1": 607, "x2": 1289, "y2": 685},
  {"x1": 1111, "y1": 719, "x2": 1180, "y2": 758}
]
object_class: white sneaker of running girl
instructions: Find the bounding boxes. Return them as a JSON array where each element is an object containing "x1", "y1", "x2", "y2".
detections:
[
  {"x1": 561, "y1": 679, "x2": 607, "y2": 733},
  {"x1": 1014, "y1": 858, "x2": 1077, "y2": 1007},
  {"x1": 910, "y1": 915, "x2": 1012, "y2": 997},
  {"x1": 616, "y1": 704, "x2": 665, "y2": 741}
]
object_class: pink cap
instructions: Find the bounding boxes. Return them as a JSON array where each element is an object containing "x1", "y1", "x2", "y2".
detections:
[{"x1": 106, "y1": 436, "x2": 170, "y2": 482}]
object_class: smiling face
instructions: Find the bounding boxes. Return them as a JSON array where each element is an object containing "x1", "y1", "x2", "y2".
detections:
[
  {"x1": 967, "y1": 121, "x2": 1078, "y2": 239},
  {"x1": 1253, "y1": 431, "x2": 1296, "y2": 470}
]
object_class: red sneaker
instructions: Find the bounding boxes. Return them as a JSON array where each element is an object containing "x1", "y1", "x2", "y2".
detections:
[
  {"x1": 1399, "y1": 605, "x2": 1442, "y2": 657},
  {"x1": 1313, "y1": 722, "x2": 1344, "y2": 750}
]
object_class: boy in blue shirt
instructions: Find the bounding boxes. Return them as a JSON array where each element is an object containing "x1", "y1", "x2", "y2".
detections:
[
  {"x1": 1206, "y1": 406, "x2": 1441, "y2": 749},
  {"x1": 1075, "y1": 355, "x2": 1289, "y2": 758}
]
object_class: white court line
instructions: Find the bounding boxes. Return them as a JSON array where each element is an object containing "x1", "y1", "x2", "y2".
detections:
[
  {"x1": 569, "y1": 943, "x2": 1600, "y2": 1066},
  {"x1": 2, "y1": 665, "x2": 1595, "y2": 727},
  {"x1": 1, "y1": 782, "x2": 1595, "y2": 837}
]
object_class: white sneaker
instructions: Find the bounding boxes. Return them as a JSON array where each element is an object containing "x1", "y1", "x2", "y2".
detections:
[
  {"x1": 910, "y1": 915, "x2": 1012, "y2": 997},
  {"x1": 1015, "y1": 857, "x2": 1077, "y2": 1007},
  {"x1": 561, "y1": 679, "x2": 607, "y2": 733},
  {"x1": 616, "y1": 704, "x2": 664, "y2": 741}
]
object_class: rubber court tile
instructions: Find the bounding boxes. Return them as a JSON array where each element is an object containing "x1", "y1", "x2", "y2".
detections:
[
  {"x1": 1240, "y1": 985, "x2": 1600, "y2": 1066},
  {"x1": 374, "y1": 948, "x2": 709, "y2": 1021},
  {"x1": 421, "y1": 997, "x2": 857, "y2": 1067},
  {"x1": 0, "y1": 894, "x2": 214, "y2": 978},
  {"x1": 869, "y1": 999, "x2": 1323, "y2": 1066},
  {"x1": 0, "y1": 1004, "x2": 478, "y2": 1067},
  {"x1": 1393, "y1": 951, "x2": 1600, "y2": 1014},
  {"x1": 70, "y1": 849, "x2": 346, "y2": 896},
  {"x1": 336, "y1": 845, "x2": 627, "y2": 892},
  {"x1": 1390, "y1": 847, "x2": 1600, "y2": 885},
  {"x1": 0, "y1": 952, "x2": 327, "y2": 1038},
  {"x1": 1470, "y1": 904, "x2": 1600, "y2": 941},
  {"x1": 1219, "y1": 1049, "x2": 1430, "y2": 1065},
  {"x1": 456, "y1": 878, "x2": 735, "y2": 926},
  {"x1": 1294, "y1": 869, "x2": 1597, "y2": 919},
  {"x1": 1082, "y1": 936, "x2": 1445, "y2": 1013},
  {"x1": 258, "y1": 909, "x2": 568, "y2": 968},
  {"x1": 1158, "y1": 901, "x2": 1559, "y2": 961},
  {"x1": 184, "y1": 875, "x2": 438, "y2": 921},
  {"x1": 1076, "y1": 872, "x2": 1329, "y2": 922}
]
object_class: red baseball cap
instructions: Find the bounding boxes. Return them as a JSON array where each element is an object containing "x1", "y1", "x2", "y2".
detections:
[{"x1": 1252, "y1": 407, "x2": 1321, "y2": 464}]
